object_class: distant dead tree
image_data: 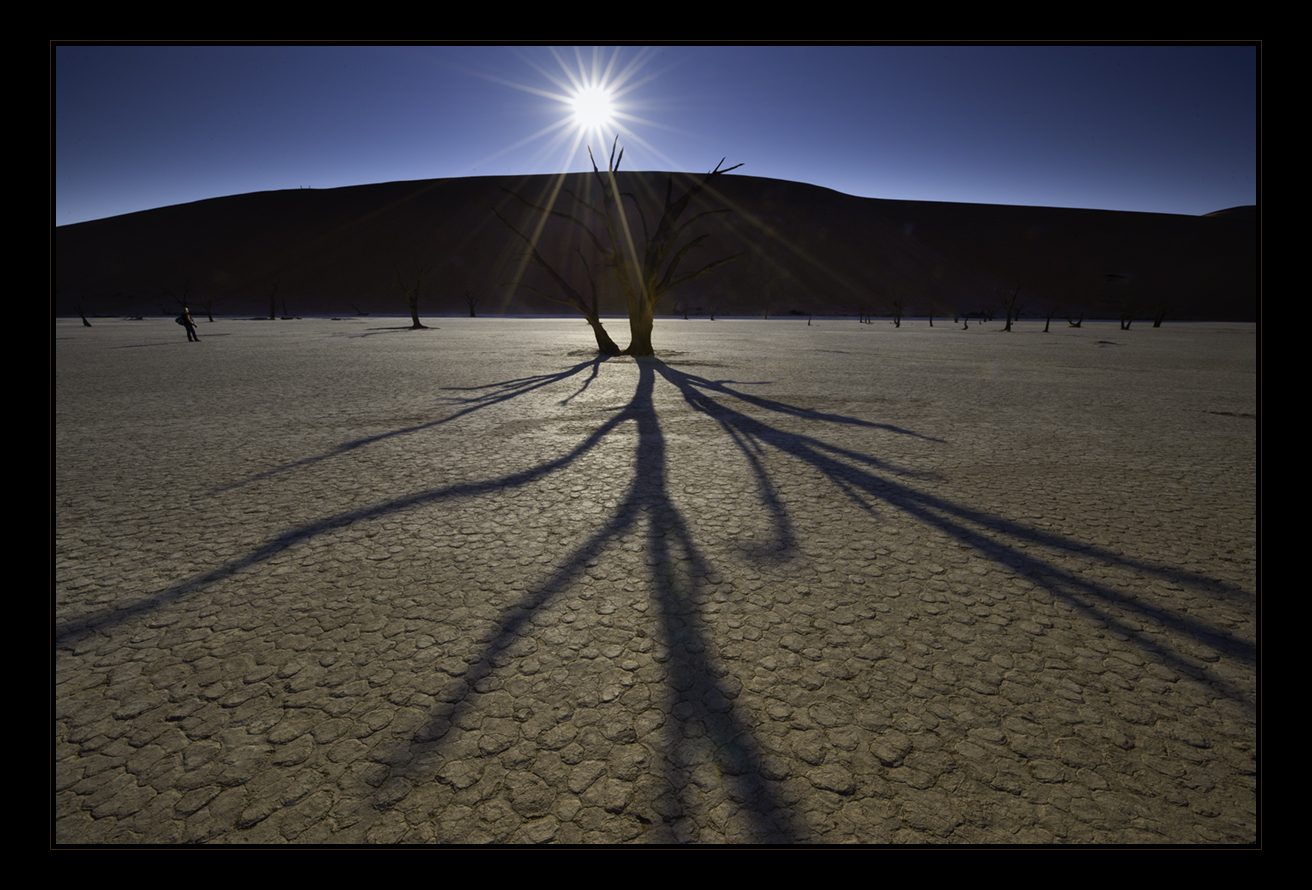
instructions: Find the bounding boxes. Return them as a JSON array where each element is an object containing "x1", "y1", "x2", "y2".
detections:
[
  {"x1": 707, "y1": 286, "x2": 724, "y2": 321},
  {"x1": 998, "y1": 281, "x2": 1022, "y2": 332},
  {"x1": 496, "y1": 138, "x2": 743, "y2": 356},
  {"x1": 166, "y1": 285, "x2": 216, "y2": 321},
  {"x1": 194, "y1": 293, "x2": 220, "y2": 322},
  {"x1": 74, "y1": 301, "x2": 92, "y2": 327},
  {"x1": 393, "y1": 262, "x2": 432, "y2": 330},
  {"x1": 1104, "y1": 273, "x2": 1133, "y2": 330},
  {"x1": 1118, "y1": 295, "x2": 1135, "y2": 330},
  {"x1": 891, "y1": 297, "x2": 904, "y2": 328},
  {"x1": 449, "y1": 251, "x2": 480, "y2": 317}
]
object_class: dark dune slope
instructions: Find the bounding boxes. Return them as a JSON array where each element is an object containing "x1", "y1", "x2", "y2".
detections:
[{"x1": 55, "y1": 172, "x2": 1255, "y2": 321}]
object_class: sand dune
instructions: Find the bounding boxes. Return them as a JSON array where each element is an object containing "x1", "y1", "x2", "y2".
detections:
[{"x1": 54, "y1": 173, "x2": 1256, "y2": 322}]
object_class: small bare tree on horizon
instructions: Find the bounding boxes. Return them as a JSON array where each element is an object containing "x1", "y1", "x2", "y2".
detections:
[
  {"x1": 166, "y1": 284, "x2": 218, "y2": 322},
  {"x1": 999, "y1": 281, "x2": 1022, "y2": 332},
  {"x1": 393, "y1": 263, "x2": 432, "y2": 330}
]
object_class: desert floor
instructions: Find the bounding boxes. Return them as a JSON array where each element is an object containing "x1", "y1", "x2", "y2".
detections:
[{"x1": 54, "y1": 316, "x2": 1257, "y2": 844}]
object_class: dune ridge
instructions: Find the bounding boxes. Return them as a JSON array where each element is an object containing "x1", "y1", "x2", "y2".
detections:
[{"x1": 54, "y1": 173, "x2": 1256, "y2": 322}]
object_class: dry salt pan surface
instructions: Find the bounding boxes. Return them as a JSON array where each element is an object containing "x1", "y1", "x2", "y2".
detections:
[{"x1": 54, "y1": 317, "x2": 1257, "y2": 844}]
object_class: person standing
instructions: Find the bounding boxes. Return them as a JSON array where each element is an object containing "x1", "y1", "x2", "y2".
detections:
[{"x1": 179, "y1": 307, "x2": 200, "y2": 342}]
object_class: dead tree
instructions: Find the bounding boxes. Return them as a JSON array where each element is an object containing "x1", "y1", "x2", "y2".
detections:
[
  {"x1": 393, "y1": 263, "x2": 431, "y2": 330},
  {"x1": 497, "y1": 139, "x2": 743, "y2": 356},
  {"x1": 999, "y1": 281, "x2": 1022, "y2": 332},
  {"x1": 166, "y1": 285, "x2": 214, "y2": 321},
  {"x1": 493, "y1": 212, "x2": 622, "y2": 355},
  {"x1": 194, "y1": 293, "x2": 220, "y2": 322},
  {"x1": 1105, "y1": 273, "x2": 1132, "y2": 330}
]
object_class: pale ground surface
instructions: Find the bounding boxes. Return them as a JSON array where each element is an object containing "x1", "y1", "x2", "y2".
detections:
[{"x1": 54, "y1": 317, "x2": 1257, "y2": 844}]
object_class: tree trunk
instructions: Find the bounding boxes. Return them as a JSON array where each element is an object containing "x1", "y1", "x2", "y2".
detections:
[
  {"x1": 586, "y1": 315, "x2": 622, "y2": 355},
  {"x1": 408, "y1": 296, "x2": 428, "y2": 330},
  {"x1": 625, "y1": 303, "x2": 656, "y2": 356}
]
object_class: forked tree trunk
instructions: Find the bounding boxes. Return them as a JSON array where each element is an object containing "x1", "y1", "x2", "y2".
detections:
[{"x1": 497, "y1": 143, "x2": 740, "y2": 357}]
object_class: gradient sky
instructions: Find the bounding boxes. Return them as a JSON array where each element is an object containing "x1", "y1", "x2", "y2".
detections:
[{"x1": 53, "y1": 44, "x2": 1258, "y2": 227}]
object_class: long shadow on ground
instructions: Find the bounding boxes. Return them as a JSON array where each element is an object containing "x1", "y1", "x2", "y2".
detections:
[{"x1": 56, "y1": 354, "x2": 1255, "y2": 840}]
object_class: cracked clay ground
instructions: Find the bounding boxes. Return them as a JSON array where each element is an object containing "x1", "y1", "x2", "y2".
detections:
[{"x1": 55, "y1": 317, "x2": 1257, "y2": 844}]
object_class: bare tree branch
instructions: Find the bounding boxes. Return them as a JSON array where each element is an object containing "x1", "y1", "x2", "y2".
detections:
[
  {"x1": 499, "y1": 188, "x2": 610, "y2": 257},
  {"x1": 497, "y1": 138, "x2": 742, "y2": 355}
]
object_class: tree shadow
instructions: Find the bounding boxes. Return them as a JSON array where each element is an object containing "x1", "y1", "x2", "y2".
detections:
[
  {"x1": 209, "y1": 357, "x2": 610, "y2": 494},
  {"x1": 56, "y1": 352, "x2": 1254, "y2": 841},
  {"x1": 347, "y1": 325, "x2": 442, "y2": 338},
  {"x1": 649, "y1": 363, "x2": 1255, "y2": 697},
  {"x1": 391, "y1": 359, "x2": 813, "y2": 840}
]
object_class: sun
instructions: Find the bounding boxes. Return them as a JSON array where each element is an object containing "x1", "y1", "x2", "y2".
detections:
[
  {"x1": 570, "y1": 84, "x2": 616, "y2": 136},
  {"x1": 469, "y1": 47, "x2": 673, "y2": 174}
]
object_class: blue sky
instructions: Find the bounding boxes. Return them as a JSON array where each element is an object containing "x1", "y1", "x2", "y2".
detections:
[{"x1": 53, "y1": 44, "x2": 1258, "y2": 226}]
